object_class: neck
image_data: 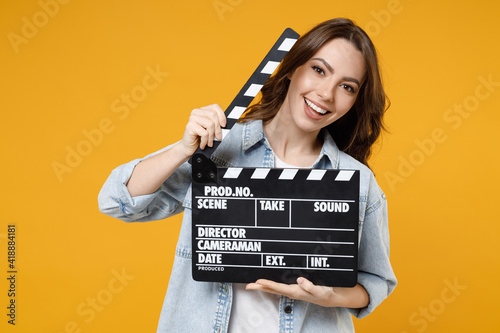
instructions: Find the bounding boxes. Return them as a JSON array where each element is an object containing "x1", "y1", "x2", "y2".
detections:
[{"x1": 263, "y1": 112, "x2": 323, "y2": 167}]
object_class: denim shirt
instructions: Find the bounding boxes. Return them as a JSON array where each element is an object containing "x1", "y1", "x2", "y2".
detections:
[{"x1": 98, "y1": 120, "x2": 397, "y2": 333}]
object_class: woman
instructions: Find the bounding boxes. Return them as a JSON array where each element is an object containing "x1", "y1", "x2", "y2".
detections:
[{"x1": 99, "y1": 18, "x2": 397, "y2": 332}]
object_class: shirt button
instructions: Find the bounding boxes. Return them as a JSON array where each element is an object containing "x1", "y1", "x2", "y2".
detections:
[{"x1": 284, "y1": 305, "x2": 292, "y2": 314}]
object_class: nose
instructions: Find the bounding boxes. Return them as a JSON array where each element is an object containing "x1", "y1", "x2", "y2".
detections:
[{"x1": 316, "y1": 79, "x2": 335, "y2": 102}]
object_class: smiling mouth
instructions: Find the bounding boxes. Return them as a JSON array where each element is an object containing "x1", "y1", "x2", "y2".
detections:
[{"x1": 304, "y1": 98, "x2": 330, "y2": 115}]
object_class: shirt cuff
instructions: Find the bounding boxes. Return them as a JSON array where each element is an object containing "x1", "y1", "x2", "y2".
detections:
[
  {"x1": 99, "y1": 158, "x2": 163, "y2": 221},
  {"x1": 348, "y1": 271, "x2": 394, "y2": 319}
]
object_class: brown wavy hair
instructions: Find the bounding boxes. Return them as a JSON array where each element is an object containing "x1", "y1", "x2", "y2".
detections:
[{"x1": 240, "y1": 18, "x2": 389, "y2": 168}]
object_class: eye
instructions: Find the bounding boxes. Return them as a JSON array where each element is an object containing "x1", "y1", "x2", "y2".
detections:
[
  {"x1": 312, "y1": 66, "x2": 325, "y2": 76},
  {"x1": 341, "y1": 83, "x2": 356, "y2": 94}
]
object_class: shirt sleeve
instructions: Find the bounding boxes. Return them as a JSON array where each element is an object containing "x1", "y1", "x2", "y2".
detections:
[
  {"x1": 97, "y1": 143, "x2": 191, "y2": 223},
  {"x1": 349, "y1": 175, "x2": 397, "y2": 319}
]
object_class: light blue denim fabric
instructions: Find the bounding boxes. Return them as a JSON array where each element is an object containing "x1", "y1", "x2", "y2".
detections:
[{"x1": 98, "y1": 120, "x2": 397, "y2": 333}]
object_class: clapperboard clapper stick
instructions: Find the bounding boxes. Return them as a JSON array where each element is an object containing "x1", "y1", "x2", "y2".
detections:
[{"x1": 191, "y1": 28, "x2": 360, "y2": 287}]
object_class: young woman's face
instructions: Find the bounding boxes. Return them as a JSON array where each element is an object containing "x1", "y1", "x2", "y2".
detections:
[{"x1": 281, "y1": 38, "x2": 366, "y2": 135}]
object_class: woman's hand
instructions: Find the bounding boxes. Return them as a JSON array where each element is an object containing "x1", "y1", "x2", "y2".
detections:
[
  {"x1": 126, "y1": 104, "x2": 226, "y2": 197},
  {"x1": 246, "y1": 278, "x2": 369, "y2": 309},
  {"x1": 179, "y1": 104, "x2": 227, "y2": 158}
]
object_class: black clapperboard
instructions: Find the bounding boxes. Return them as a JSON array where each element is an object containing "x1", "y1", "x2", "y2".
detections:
[{"x1": 190, "y1": 29, "x2": 360, "y2": 287}]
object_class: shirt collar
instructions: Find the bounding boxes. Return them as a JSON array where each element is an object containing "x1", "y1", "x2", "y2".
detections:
[
  {"x1": 241, "y1": 120, "x2": 340, "y2": 169},
  {"x1": 317, "y1": 129, "x2": 340, "y2": 169},
  {"x1": 242, "y1": 120, "x2": 266, "y2": 150}
]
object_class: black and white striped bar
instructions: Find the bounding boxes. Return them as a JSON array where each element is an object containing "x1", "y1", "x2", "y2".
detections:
[
  {"x1": 192, "y1": 28, "x2": 300, "y2": 161},
  {"x1": 223, "y1": 168, "x2": 356, "y2": 182},
  {"x1": 192, "y1": 168, "x2": 360, "y2": 287}
]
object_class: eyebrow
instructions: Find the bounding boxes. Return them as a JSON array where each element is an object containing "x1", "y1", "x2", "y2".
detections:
[{"x1": 311, "y1": 57, "x2": 361, "y2": 87}]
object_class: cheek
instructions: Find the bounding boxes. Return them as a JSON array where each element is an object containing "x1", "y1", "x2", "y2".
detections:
[
  {"x1": 336, "y1": 94, "x2": 357, "y2": 114},
  {"x1": 290, "y1": 70, "x2": 315, "y2": 92}
]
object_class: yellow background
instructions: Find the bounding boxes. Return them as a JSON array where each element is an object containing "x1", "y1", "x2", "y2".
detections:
[{"x1": 1, "y1": 0, "x2": 499, "y2": 332}]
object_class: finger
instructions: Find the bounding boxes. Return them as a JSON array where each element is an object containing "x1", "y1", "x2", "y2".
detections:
[
  {"x1": 184, "y1": 122, "x2": 206, "y2": 150},
  {"x1": 246, "y1": 281, "x2": 280, "y2": 292},
  {"x1": 212, "y1": 104, "x2": 227, "y2": 131},
  {"x1": 253, "y1": 279, "x2": 302, "y2": 297},
  {"x1": 246, "y1": 282, "x2": 266, "y2": 291},
  {"x1": 245, "y1": 283, "x2": 289, "y2": 297},
  {"x1": 255, "y1": 279, "x2": 287, "y2": 288},
  {"x1": 195, "y1": 107, "x2": 220, "y2": 143},
  {"x1": 203, "y1": 104, "x2": 226, "y2": 126},
  {"x1": 297, "y1": 277, "x2": 315, "y2": 294},
  {"x1": 189, "y1": 113, "x2": 217, "y2": 148},
  {"x1": 199, "y1": 133, "x2": 208, "y2": 150},
  {"x1": 201, "y1": 104, "x2": 226, "y2": 140}
]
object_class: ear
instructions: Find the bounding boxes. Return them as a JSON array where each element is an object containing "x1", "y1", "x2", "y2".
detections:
[{"x1": 286, "y1": 69, "x2": 295, "y2": 81}]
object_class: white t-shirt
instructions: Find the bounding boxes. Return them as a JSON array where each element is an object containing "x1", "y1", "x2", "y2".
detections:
[
  {"x1": 227, "y1": 154, "x2": 311, "y2": 332},
  {"x1": 228, "y1": 283, "x2": 281, "y2": 332}
]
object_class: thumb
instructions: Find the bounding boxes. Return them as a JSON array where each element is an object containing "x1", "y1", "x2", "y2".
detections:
[{"x1": 297, "y1": 277, "x2": 315, "y2": 293}]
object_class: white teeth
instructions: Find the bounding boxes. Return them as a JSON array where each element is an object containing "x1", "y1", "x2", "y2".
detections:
[{"x1": 305, "y1": 98, "x2": 328, "y2": 115}]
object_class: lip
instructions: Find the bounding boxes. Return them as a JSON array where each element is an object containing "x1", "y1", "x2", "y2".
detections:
[
  {"x1": 303, "y1": 98, "x2": 330, "y2": 120},
  {"x1": 305, "y1": 98, "x2": 330, "y2": 114}
]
